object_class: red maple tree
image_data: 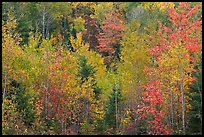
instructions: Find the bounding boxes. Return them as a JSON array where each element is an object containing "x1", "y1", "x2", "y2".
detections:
[
  {"x1": 97, "y1": 10, "x2": 124, "y2": 67},
  {"x1": 150, "y1": 2, "x2": 202, "y2": 62},
  {"x1": 136, "y1": 80, "x2": 173, "y2": 135}
]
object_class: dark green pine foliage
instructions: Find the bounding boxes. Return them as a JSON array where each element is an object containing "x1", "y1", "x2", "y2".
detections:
[
  {"x1": 187, "y1": 56, "x2": 202, "y2": 135},
  {"x1": 104, "y1": 84, "x2": 122, "y2": 133},
  {"x1": 15, "y1": 3, "x2": 36, "y2": 45},
  {"x1": 71, "y1": 24, "x2": 77, "y2": 39},
  {"x1": 77, "y1": 56, "x2": 102, "y2": 99},
  {"x1": 11, "y1": 80, "x2": 36, "y2": 126}
]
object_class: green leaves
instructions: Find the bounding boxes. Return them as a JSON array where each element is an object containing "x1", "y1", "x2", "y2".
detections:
[{"x1": 2, "y1": 2, "x2": 202, "y2": 135}]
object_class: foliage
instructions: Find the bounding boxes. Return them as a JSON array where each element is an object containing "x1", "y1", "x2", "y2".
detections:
[
  {"x1": 97, "y1": 10, "x2": 124, "y2": 68},
  {"x1": 2, "y1": 2, "x2": 202, "y2": 135}
]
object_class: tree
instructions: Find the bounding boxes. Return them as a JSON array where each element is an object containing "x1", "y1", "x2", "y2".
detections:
[
  {"x1": 136, "y1": 80, "x2": 173, "y2": 135},
  {"x1": 104, "y1": 85, "x2": 122, "y2": 134},
  {"x1": 70, "y1": 33, "x2": 107, "y2": 134},
  {"x1": 187, "y1": 52, "x2": 202, "y2": 135},
  {"x1": 149, "y1": 2, "x2": 202, "y2": 134},
  {"x1": 83, "y1": 15, "x2": 100, "y2": 51},
  {"x1": 97, "y1": 10, "x2": 124, "y2": 68}
]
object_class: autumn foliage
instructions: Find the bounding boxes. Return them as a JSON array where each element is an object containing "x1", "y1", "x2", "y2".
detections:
[
  {"x1": 2, "y1": 2, "x2": 202, "y2": 135},
  {"x1": 136, "y1": 80, "x2": 173, "y2": 135},
  {"x1": 97, "y1": 10, "x2": 124, "y2": 67}
]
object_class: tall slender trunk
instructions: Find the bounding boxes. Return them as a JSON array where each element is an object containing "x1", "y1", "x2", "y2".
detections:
[
  {"x1": 61, "y1": 120, "x2": 64, "y2": 135},
  {"x1": 138, "y1": 80, "x2": 141, "y2": 97},
  {"x1": 177, "y1": 95, "x2": 180, "y2": 133},
  {"x1": 45, "y1": 46, "x2": 49, "y2": 120},
  {"x1": 198, "y1": 86, "x2": 202, "y2": 130},
  {"x1": 170, "y1": 89, "x2": 174, "y2": 128},
  {"x1": 2, "y1": 40, "x2": 8, "y2": 114},
  {"x1": 3, "y1": 66, "x2": 8, "y2": 107},
  {"x1": 42, "y1": 6, "x2": 46, "y2": 39},
  {"x1": 46, "y1": 17, "x2": 50, "y2": 39},
  {"x1": 36, "y1": 20, "x2": 39, "y2": 34},
  {"x1": 180, "y1": 65, "x2": 185, "y2": 135},
  {"x1": 115, "y1": 83, "x2": 118, "y2": 134},
  {"x1": 86, "y1": 101, "x2": 90, "y2": 133},
  {"x1": 58, "y1": 66, "x2": 64, "y2": 134},
  {"x1": 178, "y1": 47, "x2": 185, "y2": 135}
]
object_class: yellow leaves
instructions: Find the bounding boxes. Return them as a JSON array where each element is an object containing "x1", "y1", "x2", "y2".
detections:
[
  {"x1": 155, "y1": 2, "x2": 175, "y2": 12},
  {"x1": 90, "y1": 101, "x2": 104, "y2": 120},
  {"x1": 121, "y1": 109, "x2": 131, "y2": 128},
  {"x1": 2, "y1": 99, "x2": 17, "y2": 125},
  {"x1": 119, "y1": 19, "x2": 151, "y2": 99},
  {"x1": 93, "y1": 2, "x2": 114, "y2": 21},
  {"x1": 73, "y1": 17, "x2": 85, "y2": 32},
  {"x1": 70, "y1": 32, "x2": 84, "y2": 52},
  {"x1": 41, "y1": 38, "x2": 53, "y2": 50},
  {"x1": 27, "y1": 33, "x2": 41, "y2": 49},
  {"x1": 70, "y1": 32, "x2": 108, "y2": 101},
  {"x1": 142, "y1": 2, "x2": 175, "y2": 12},
  {"x1": 2, "y1": 15, "x2": 17, "y2": 32}
]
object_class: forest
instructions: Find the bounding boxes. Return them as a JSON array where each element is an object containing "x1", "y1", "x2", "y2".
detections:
[{"x1": 2, "y1": 2, "x2": 202, "y2": 135}]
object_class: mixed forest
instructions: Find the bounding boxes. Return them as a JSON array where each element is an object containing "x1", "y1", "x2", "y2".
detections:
[{"x1": 2, "y1": 2, "x2": 202, "y2": 135}]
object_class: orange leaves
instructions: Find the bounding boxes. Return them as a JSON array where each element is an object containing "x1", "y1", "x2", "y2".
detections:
[{"x1": 52, "y1": 37, "x2": 57, "y2": 45}]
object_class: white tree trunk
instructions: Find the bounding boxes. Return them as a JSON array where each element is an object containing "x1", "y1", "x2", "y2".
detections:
[
  {"x1": 42, "y1": 6, "x2": 46, "y2": 39},
  {"x1": 36, "y1": 20, "x2": 39, "y2": 34},
  {"x1": 178, "y1": 47, "x2": 185, "y2": 135},
  {"x1": 170, "y1": 89, "x2": 174, "y2": 127},
  {"x1": 45, "y1": 46, "x2": 49, "y2": 120},
  {"x1": 115, "y1": 79, "x2": 118, "y2": 134},
  {"x1": 2, "y1": 43, "x2": 8, "y2": 114}
]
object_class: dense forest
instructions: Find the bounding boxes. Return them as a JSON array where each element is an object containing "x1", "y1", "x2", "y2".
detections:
[{"x1": 2, "y1": 2, "x2": 202, "y2": 135}]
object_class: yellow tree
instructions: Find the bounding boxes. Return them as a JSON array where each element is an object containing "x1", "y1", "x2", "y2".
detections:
[
  {"x1": 117, "y1": 20, "x2": 151, "y2": 134},
  {"x1": 2, "y1": 15, "x2": 24, "y2": 134}
]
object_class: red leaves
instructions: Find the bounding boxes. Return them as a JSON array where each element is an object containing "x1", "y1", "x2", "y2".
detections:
[
  {"x1": 163, "y1": 26, "x2": 172, "y2": 33},
  {"x1": 142, "y1": 80, "x2": 163, "y2": 105},
  {"x1": 97, "y1": 10, "x2": 124, "y2": 66},
  {"x1": 151, "y1": 2, "x2": 201, "y2": 65},
  {"x1": 186, "y1": 4, "x2": 200, "y2": 17},
  {"x1": 168, "y1": 3, "x2": 201, "y2": 54},
  {"x1": 136, "y1": 80, "x2": 173, "y2": 135},
  {"x1": 143, "y1": 3, "x2": 201, "y2": 135},
  {"x1": 191, "y1": 77, "x2": 197, "y2": 82}
]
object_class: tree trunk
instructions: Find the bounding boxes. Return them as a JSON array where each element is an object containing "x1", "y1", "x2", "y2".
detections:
[
  {"x1": 85, "y1": 101, "x2": 90, "y2": 133},
  {"x1": 138, "y1": 80, "x2": 141, "y2": 97},
  {"x1": 198, "y1": 86, "x2": 202, "y2": 131},
  {"x1": 2, "y1": 41, "x2": 8, "y2": 114},
  {"x1": 178, "y1": 48, "x2": 185, "y2": 135},
  {"x1": 115, "y1": 84, "x2": 118, "y2": 134},
  {"x1": 170, "y1": 89, "x2": 174, "y2": 128},
  {"x1": 45, "y1": 45, "x2": 49, "y2": 120},
  {"x1": 3, "y1": 67, "x2": 7, "y2": 107},
  {"x1": 60, "y1": 76, "x2": 63, "y2": 134},
  {"x1": 46, "y1": 17, "x2": 51, "y2": 39},
  {"x1": 36, "y1": 20, "x2": 39, "y2": 34},
  {"x1": 42, "y1": 6, "x2": 46, "y2": 39},
  {"x1": 61, "y1": 120, "x2": 64, "y2": 135}
]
